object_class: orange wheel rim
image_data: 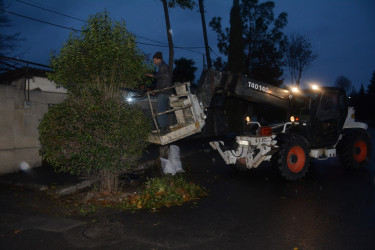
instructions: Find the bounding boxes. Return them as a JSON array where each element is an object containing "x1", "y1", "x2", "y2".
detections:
[
  {"x1": 353, "y1": 140, "x2": 367, "y2": 163},
  {"x1": 287, "y1": 146, "x2": 306, "y2": 173}
]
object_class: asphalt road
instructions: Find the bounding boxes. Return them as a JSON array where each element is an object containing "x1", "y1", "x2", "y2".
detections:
[{"x1": 1, "y1": 129, "x2": 374, "y2": 250}]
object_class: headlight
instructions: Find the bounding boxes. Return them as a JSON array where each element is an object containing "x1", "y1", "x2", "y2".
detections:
[
  {"x1": 291, "y1": 87, "x2": 299, "y2": 93},
  {"x1": 238, "y1": 140, "x2": 249, "y2": 146},
  {"x1": 311, "y1": 84, "x2": 319, "y2": 90}
]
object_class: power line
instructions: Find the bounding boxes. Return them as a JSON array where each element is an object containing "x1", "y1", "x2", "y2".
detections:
[
  {"x1": 1, "y1": 56, "x2": 50, "y2": 68},
  {"x1": 1, "y1": 8, "x2": 206, "y2": 52},
  {"x1": 15, "y1": 0, "x2": 86, "y2": 22},
  {"x1": 0, "y1": 8, "x2": 80, "y2": 32},
  {"x1": 209, "y1": 47, "x2": 221, "y2": 58}
]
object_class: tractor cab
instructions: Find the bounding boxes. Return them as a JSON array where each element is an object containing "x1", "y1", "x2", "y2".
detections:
[{"x1": 290, "y1": 87, "x2": 348, "y2": 148}]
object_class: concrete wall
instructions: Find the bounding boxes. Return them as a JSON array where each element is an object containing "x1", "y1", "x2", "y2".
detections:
[{"x1": 0, "y1": 84, "x2": 67, "y2": 174}]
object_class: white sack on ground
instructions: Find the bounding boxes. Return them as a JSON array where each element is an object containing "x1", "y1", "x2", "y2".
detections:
[
  {"x1": 168, "y1": 145, "x2": 184, "y2": 173},
  {"x1": 160, "y1": 157, "x2": 176, "y2": 175}
]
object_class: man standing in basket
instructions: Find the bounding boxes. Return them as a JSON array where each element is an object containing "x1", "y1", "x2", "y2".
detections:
[{"x1": 146, "y1": 52, "x2": 172, "y2": 133}]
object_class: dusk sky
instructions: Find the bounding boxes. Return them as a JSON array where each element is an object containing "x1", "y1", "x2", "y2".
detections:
[{"x1": 2, "y1": 0, "x2": 375, "y2": 90}]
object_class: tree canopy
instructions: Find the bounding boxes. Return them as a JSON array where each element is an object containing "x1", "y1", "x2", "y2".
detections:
[
  {"x1": 210, "y1": 0, "x2": 287, "y2": 86},
  {"x1": 48, "y1": 11, "x2": 153, "y2": 96},
  {"x1": 41, "y1": 12, "x2": 152, "y2": 193},
  {"x1": 173, "y1": 57, "x2": 197, "y2": 83}
]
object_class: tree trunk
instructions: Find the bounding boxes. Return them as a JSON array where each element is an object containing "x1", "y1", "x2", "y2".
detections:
[
  {"x1": 199, "y1": 0, "x2": 212, "y2": 69},
  {"x1": 100, "y1": 169, "x2": 119, "y2": 193},
  {"x1": 162, "y1": 0, "x2": 174, "y2": 74}
]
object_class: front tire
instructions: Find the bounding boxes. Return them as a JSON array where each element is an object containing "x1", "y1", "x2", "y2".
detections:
[
  {"x1": 337, "y1": 129, "x2": 371, "y2": 169},
  {"x1": 275, "y1": 135, "x2": 310, "y2": 180}
]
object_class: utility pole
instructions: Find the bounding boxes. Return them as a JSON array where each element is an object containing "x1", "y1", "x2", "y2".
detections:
[
  {"x1": 162, "y1": 0, "x2": 174, "y2": 73},
  {"x1": 199, "y1": 0, "x2": 212, "y2": 68}
]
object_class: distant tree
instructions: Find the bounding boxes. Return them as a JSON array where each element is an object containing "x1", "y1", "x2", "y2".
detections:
[
  {"x1": 209, "y1": 0, "x2": 287, "y2": 85},
  {"x1": 366, "y1": 70, "x2": 375, "y2": 122},
  {"x1": 284, "y1": 34, "x2": 318, "y2": 86},
  {"x1": 356, "y1": 83, "x2": 367, "y2": 121},
  {"x1": 173, "y1": 57, "x2": 197, "y2": 83},
  {"x1": 348, "y1": 86, "x2": 358, "y2": 106},
  {"x1": 367, "y1": 70, "x2": 375, "y2": 96},
  {"x1": 241, "y1": 0, "x2": 287, "y2": 86},
  {"x1": 226, "y1": 0, "x2": 244, "y2": 73},
  {"x1": 160, "y1": 0, "x2": 196, "y2": 73},
  {"x1": 41, "y1": 12, "x2": 152, "y2": 193},
  {"x1": 213, "y1": 56, "x2": 226, "y2": 71},
  {"x1": 334, "y1": 76, "x2": 352, "y2": 94},
  {"x1": 0, "y1": 0, "x2": 22, "y2": 71}
]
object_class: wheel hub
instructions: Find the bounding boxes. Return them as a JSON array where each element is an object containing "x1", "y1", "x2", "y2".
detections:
[{"x1": 287, "y1": 146, "x2": 306, "y2": 173}]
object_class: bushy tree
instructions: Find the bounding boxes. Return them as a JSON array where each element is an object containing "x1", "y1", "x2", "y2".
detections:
[
  {"x1": 39, "y1": 93, "x2": 151, "y2": 193},
  {"x1": 48, "y1": 11, "x2": 152, "y2": 96},
  {"x1": 173, "y1": 57, "x2": 197, "y2": 83},
  {"x1": 41, "y1": 12, "x2": 153, "y2": 193}
]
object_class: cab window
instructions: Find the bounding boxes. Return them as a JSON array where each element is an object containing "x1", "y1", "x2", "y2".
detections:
[{"x1": 320, "y1": 92, "x2": 338, "y2": 111}]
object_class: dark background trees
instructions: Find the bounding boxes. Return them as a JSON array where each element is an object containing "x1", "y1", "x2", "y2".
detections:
[
  {"x1": 284, "y1": 34, "x2": 318, "y2": 86},
  {"x1": 335, "y1": 75, "x2": 352, "y2": 95},
  {"x1": 0, "y1": 0, "x2": 22, "y2": 72},
  {"x1": 173, "y1": 57, "x2": 197, "y2": 83},
  {"x1": 209, "y1": 0, "x2": 287, "y2": 86},
  {"x1": 347, "y1": 70, "x2": 375, "y2": 124}
]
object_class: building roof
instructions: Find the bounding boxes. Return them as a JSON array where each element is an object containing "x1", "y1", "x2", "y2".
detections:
[{"x1": 0, "y1": 67, "x2": 52, "y2": 85}]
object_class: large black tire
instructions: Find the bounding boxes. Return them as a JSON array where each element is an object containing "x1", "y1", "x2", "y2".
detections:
[
  {"x1": 274, "y1": 135, "x2": 310, "y2": 180},
  {"x1": 337, "y1": 129, "x2": 371, "y2": 169}
]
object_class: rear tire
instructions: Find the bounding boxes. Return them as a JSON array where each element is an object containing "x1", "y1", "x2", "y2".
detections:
[
  {"x1": 337, "y1": 129, "x2": 371, "y2": 169},
  {"x1": 275, "y1": 135, "x2": 310, "y2": 180}
]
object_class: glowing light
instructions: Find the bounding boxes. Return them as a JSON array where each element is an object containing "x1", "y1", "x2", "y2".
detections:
[
  {"x1": 245, "y1": 116, "x2": 251, "y2": 122},
  {"x1": 291, "y1": 87, "x2": 299, "y2": 93},
  {"x1": 311, "y1": 84, "x2": 319, "y2": 90},
  {"x1": 290, "y1": 116, "x2": 295, "y2": 122}
]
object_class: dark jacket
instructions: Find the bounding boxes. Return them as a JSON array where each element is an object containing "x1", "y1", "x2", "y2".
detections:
[{"x1": 154, "y1": 61, "x2": 172, "y2": 94}]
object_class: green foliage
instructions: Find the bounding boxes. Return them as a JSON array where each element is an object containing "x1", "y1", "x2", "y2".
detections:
[
  {"x1": 38, "y1": 93, "x2": 151, "y2": 175},
  {"x1": 48, "y1": 11, "x2": 153, "y2": 95},
  {"x1": 173, "y1": 57, "x2": 197, "y2": 83},
  {"x1": 122, "y1": 175, "x2": 207, "y2": 210}
]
